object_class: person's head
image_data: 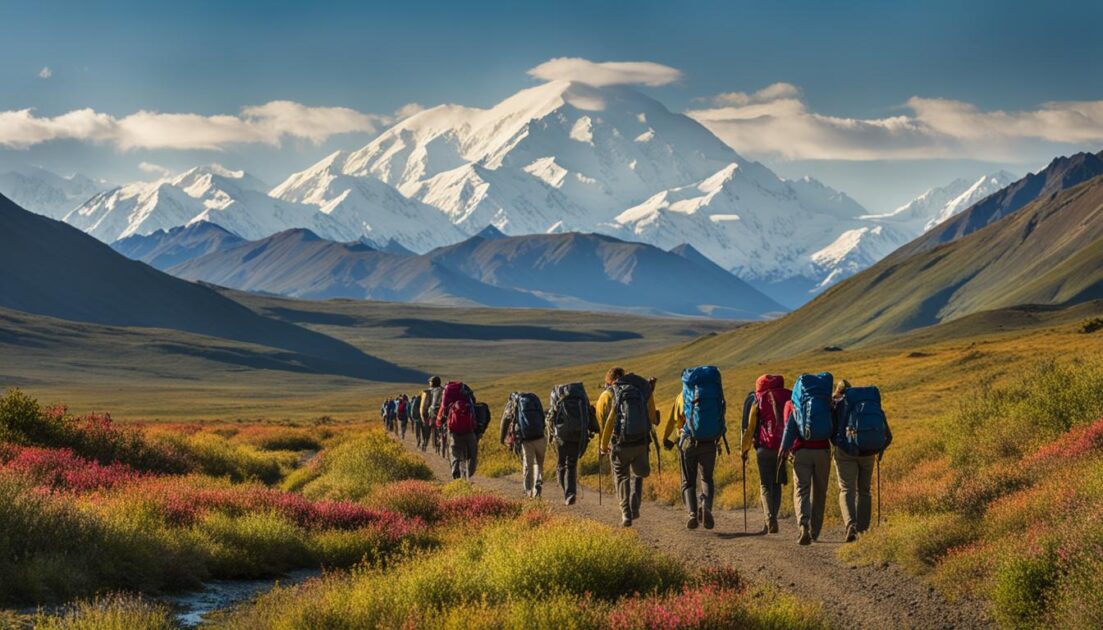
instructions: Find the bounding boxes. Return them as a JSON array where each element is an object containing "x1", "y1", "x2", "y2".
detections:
[
  {"x1": 833, "y1": 379, "x2": 851, "y2": 399},
  {"x1": 605, "y1": 366, "x2": 625, "y2": 386},
  {"x1": 429, "y1": 376, "x2": 441, "y2": 388}
]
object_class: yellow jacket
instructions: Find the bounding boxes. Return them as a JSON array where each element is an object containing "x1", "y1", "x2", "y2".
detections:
[
  {"x1": 741, "y1": 400, "x2": 759, "y2": 455},
  {"x1": 597, "y1": 385, "x2": 659, "y2": 450},
  {"x1": 661, "y1": 393, "x2": 686, "y2": 442}
]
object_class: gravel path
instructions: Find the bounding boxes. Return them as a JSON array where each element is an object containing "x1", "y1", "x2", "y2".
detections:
[{"x1": 400, "y1": 433, "x2": 992, "y2": 630}]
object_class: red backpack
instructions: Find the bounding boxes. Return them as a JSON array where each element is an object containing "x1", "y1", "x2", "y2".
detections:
[
  {"x1": 443, "y1": 381, "x2": 476, "y2": 434},
  {"x1": 754, "y1": 374, "x2": 791, "y2": 451}
]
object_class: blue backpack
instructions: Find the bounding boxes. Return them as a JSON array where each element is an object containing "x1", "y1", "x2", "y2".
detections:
[
  {"x1": 510, "y1": 392, "x2": 545, "y2": 441},
  {"x1": 681, "y1": 366, "x2": 726, "y2": 440},
  {"x1": 791, "y1": 373, "x2": 833, "y2": 441},
  {"x1": 841, "y1": 387, "x2": 887, "y2": 454}
]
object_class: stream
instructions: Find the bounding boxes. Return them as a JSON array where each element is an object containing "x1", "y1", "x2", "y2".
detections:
[{"x1": 159, "y1": 569, "x2": 320, "y2": 627}]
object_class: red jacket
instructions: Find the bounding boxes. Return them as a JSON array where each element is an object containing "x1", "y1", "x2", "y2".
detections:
[{"x1": 783, "y1": 400, "x2": 830, "y2": 451}]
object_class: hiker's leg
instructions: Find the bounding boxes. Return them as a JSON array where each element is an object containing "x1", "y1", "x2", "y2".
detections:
[
  {"x1": 448, "y1": 433, "x2": 465, "y2": 480},
  {"x1": 756, "y1": 449, "x2": 776, "y2": 523},
  {"x1": 698, "y1": 443, "x2": 717, "y2": 512},
  {"x1": 629, "y1": 444, "x2": 650, "y2": 517},
  {"x1": 564, "y1": 446, "x2": 579, "y2": 501},
  {"x1": 556, "y1": 445, "x2": 569, "y2": 495},
  {"x1": 679, "y1": 445, "x2": 698, "y2": 516},
  {"x1": 810, "y1": 449, "x2": 830, "y2": 538},
  {"x1": 792, "y1": 450, "x2": 813, "y2": 530},
  {"x1": 533, "y1": 437, "x2": 547, "y2": 495},
  {"x1": 611, "y1": 447, "x2": 632, "y2": 518},
  {"x1": 834, "y1": 449, "x2": 859, "y2": 533},
  {"x1": 521, "y1": 440, "x2": 537, "y2": 494},
  {"x1": 856, "y1": 454, "x2": 875, "y2": 532},
  {"x1": 466, "y1": 433, "x2": 479, "y2": 478}
]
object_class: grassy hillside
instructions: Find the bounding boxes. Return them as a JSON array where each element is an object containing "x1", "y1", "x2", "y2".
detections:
[{"x1": 0, "y1": 296, "x2": 735, "y2": 421}]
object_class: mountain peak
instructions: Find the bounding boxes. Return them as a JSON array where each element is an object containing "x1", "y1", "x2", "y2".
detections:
[{"x1": 475, "y1": 224, "x2": 507, "y2": 240}]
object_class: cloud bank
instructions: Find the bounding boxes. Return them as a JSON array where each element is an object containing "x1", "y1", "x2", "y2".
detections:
[
  {"x1": 0, "y1": 101, "x2": 389, "y2": 151},
  {"x1": 528, "y1": 57, "x2": 682, "y2": 87},
  {"x1": 688, "y1": 85, "x2": 1103, "y2": 161}
]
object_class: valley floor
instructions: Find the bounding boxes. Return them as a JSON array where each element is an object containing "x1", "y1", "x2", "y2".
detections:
[{"x1": 399, "y1": 432, "x2": 992, "y2": 630}]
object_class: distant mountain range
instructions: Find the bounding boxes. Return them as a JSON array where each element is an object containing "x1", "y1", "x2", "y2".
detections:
[
  {"x1": 0, "y1": 193, "x2": 421, "y2": 382},
  {"x1": 685, "y1": 151, "x2": 1103, "y2": 359},
  {"x1": 0, "y1": 166, "x2": 109, "y2": 219},
  {"x1": 5, "y1": 80, "x2": 960, "y2": 307},
  {"x1": 114, "y1": 224, "x2": 785, "y2": 319}
]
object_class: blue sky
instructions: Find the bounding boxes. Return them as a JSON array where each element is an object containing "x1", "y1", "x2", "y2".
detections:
[{"x1": 2, "y1": 0, "x2": 1102, "y2": 210}]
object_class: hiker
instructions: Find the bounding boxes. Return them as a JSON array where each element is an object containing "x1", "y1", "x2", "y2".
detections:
[
  {"x1": 397, "y1": 394, "x2": 410, "y2": 440},
  {"x1": 741, "y1": 374, "x2": 792, "y2": 534},
  {"x1": 411, "y1": 392, "x2": 424, "y2": 449},
  {"x1": 547, "y1": 383, "x2": 599, "y2": 506},
  {"x1": 661, "y1": 366, "x2": 726, "y2": 530},
  {"x1": 780, "y1": 372, "x2": 834, "y2": 546},
  {"x1": 597, "y1": 366, "x2": 659, "y2": 527},
  {"x1": 831, "y1": 379, "x2": 892, "y2": 542},
  {"x1": 383, "y1": 397, "x2": 397, "y2": 433},
  {"x1": 437, "y1": 380, "x2": 479, "y2": 480},
  {"x1": 499, "y1": 392, "x2": 547, "y2": 498},
  {"x1": 421, "y1": 377, "x2": 444, "y2": 456}
]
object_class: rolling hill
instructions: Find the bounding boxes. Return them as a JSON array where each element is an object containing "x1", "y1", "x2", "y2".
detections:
[
  {"x1": 160, "y1": 227, "x2": 785, "y2": 319},
  {"x1": 0, "y1": 193, "x2": 420, "y2": 381}
]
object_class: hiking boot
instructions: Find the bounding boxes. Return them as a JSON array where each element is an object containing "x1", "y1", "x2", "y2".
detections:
[
  {"x1": 845, "y1": 525, "x2": 857, "y2": 543},
  {"x1": 565, "y1": 495, "x2": 576, "y2": 506},
  {"x1": 702, "y1": 507, "x2": 714, "y2": 530},
  {"x1": 798, "y1": 525, "x2": 812, "y2": 546},
  {"x1": 768, "y1": 518, "x2": 779, "y2": 534},
  {"x1": 686, "y1": 514, "x2": 699, "y2": 529},
  {"x1": 621, "y1": 515, "x2": 632, "y2": 528}
]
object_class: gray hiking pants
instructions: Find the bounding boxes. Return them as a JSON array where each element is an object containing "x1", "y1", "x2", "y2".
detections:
[
  {"x1": 792, "y1": 448, "x2": 830, "y2": 538},
  {"x1": 611, "y1": 442, "x2": 650, "y2": 519},
  {"x1": 449, "y1": 431, "x2": 478, "y2": 480},
  {"x1": 679, "y1": 441, "x2": 717, "y2": 516},
  {"x1": 556, "y1": 440, "x2": 585, "y2": 502},
  {"x1": 755, "y1": 447, "x2": 786, "y2": 523},
  {"x1": 834, "y1": 449, "x2": 876, "y2": 533},
  {"x1": 521, "y1": 437, "x2": 546, "y2": 496}
]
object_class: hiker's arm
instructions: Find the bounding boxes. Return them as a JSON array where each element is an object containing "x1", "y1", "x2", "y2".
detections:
[
  {"x1": 661, "y1": 394, "x2": 683, "y2": 446},
  {"x1": 779, "y1": 405, "x2": 797, "y2": 453},
  {"x1": 499, "y1": 403, "x2": 511, "y2": 444},
  {"x1": 647, "y1": 392, "x2": 660, "y2": 426},
  {"x1": 741, "y1": 402, "x2": 758, "y2": 455},
  {"x1": 596, "y1": 390, "x2": 614, "y2": 451}
]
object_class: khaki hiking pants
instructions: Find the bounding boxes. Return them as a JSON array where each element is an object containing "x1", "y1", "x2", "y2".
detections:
[
  {"x1": 755, "y1": 447, "x2": 786, "y2": 524},
  {"x1": 449, "y1": 431, "x2": 478, "y2": 480},
  {"x1": 834, "y1": 449, "x2": 876, "y2": 533},
  {"x1": 556, "y1": 440, "x2": 586, "y2": 502},
  {"x1": 521, "y1": 436, "x2": 547, "y2": 497},
  {"x1": 679, "y1": 441, "x2": 717, "y2": 516},
  {"x1": 611, "y1": 442, "x2": 650, "y2": 519},
  {"x1": 792, "y1": 448, "x2": 830, "y2": 538}
]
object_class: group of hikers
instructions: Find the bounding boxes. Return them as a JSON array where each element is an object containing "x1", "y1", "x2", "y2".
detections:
[{"x1": 382, "y1": 365, "x2": 891, "y2": 545}]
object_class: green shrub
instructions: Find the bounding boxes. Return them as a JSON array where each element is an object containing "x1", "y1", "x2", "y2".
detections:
[
  {"x1": 194, "y1": 511, "x2": 311, "y2": 578},
  {"x1": 1080, "y1": 317, "x2": 1103, "y2": 334},
  {"x1": 839, "y1": 513, "x2": 976, "y2": 575},
  {"x1": 32, "y1": 594, "x2": 175, "y2": 630},
  {"x1": 296, "y1": 432, "x2": 432, "y2": 501},
  {"x1": 992, "y1": 551, "x2": 1058, "y2": 628},
  {"x1": 151, "y1": 432, "x2": 292, "y2": 483}
]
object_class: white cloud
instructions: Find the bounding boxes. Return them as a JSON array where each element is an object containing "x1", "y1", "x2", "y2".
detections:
[
  {"x1": 38, "y1": 66, "x2": 52, "y2": 79},
  {"x1": 137, "y1": 161, "x2": 172, "y2": 177},
  {"x1": 394, "y1": 102, "x2": 426, "y2": 119},
  {"x1": 688, "y1": 85, "x2": 1103, "y2": 161},
  {"x1": 0, "y1": 101, "x2": 389, "y2": 151},
  {"x1": 528, "y1": 57, "x2": 682, "y2": 87}
]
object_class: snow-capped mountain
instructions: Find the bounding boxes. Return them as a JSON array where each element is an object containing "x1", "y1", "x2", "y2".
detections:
[
  {"x1": 0, "y1": 166, "x2": 108, "y2": 219},
  {"x1": 866, "y1": 171, "x2": 1017, "y2": 235},
  {"x1": 603, "y1": 162, "x2": 907, "y2": 294}
]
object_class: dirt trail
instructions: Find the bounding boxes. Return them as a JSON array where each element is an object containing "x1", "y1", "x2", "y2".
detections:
[{"x1": 400, "y1": 434, "x2": 991, "y2": 630}]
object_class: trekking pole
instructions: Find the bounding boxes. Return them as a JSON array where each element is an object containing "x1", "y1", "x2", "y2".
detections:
[{"x1": 598, "y1": 448, "x2": 603, "y2": 506}]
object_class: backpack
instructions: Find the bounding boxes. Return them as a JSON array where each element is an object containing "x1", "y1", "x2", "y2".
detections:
[
  {"x1": 474, "y1": 402, "x2": 492, "y2": 436},
  {"x1": 443, "y1": 381, "x2": 476, "y2": 434},
  {"x1": 841, "y1": 386, "x2": 888, "y2": 454},
  {"x1": 754, "y1": 374, "x2": 790, "y2": 450},
  {"x1": 681, "y1": 366, "x2": 726, "y2": 440},
  {"x1": 427, "y1": 386, "x2": 444, "y2": 422},
  {"x1": 611, "y1": 373, "x2": 652, "y2": 445},
  {"x1": 791, "y1": 373, "x2": 833, "y2": 442},
  {"x1": 549, "y1": 383, "x2": 592, "y2": 444},
  {"x1": 397, "y1": 397, "x2": 407, "y2": 419},
  {"x1": 509, "y1": 392, "x2": 545, "y2": 441},
  {"x1": 410, "y1": 395, "x2": 422, "y2": 422}
]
